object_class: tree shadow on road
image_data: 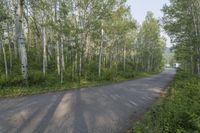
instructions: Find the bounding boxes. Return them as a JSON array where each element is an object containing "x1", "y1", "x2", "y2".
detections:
[{"x1": 72, "y1": 90, "x2": 89, "y2": 133}]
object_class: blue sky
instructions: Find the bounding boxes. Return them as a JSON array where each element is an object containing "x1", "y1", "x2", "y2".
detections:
[
  {"x1": 127, "y1": 0, "x2": 169, "y2": 24},
  {"x1": 127, "y1": 0, "x2": 171, "y2": 47}
]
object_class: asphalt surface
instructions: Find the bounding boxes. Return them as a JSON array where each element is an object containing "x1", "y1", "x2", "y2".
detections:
[{"x1": 0, "y1": 69, "x2": 176, "y2": 133}]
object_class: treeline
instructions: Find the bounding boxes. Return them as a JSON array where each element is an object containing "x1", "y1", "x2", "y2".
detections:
[
  {"x1": 163, "y1": 0, "x2": 200, "y2": 75},
  {"x1": 129, "y1": 1, "x2": 200, "y2": 132},
  {"x1": 0, "y1": 0, "x2": 165, "y2": 87}
]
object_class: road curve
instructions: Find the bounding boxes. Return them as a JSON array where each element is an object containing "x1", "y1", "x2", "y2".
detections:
[{"x1": 0, "y1": 69, "x2": 176, "y2": 133}]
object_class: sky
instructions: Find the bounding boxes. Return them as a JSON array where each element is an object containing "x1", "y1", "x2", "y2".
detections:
[{"x1": 127, "y1": 0, "x2": 172, "y2": 47}]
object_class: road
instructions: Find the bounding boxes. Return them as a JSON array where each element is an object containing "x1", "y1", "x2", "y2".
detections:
[{"x1": 0, "y1": 69, "x2": 176, "y2": 133}]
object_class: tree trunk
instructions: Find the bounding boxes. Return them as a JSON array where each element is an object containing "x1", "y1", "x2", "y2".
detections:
[
  {"x1": 61, "y1": 38, "x2": 65, "y2": 72},
  {"x1": 98, "y1": 26, "x2": 104, "y2": 77},
  {"x1": 75, "y1": 49, "x2": 78, "y2": 75},
  {"x1": 7, "y1": 25, "x2": 13, "y2": 71},
  {"x1": 43, "y1": 27, "x2": 47, "y2": 75},
  {"x1": 8, "y1": 40, "x2": 12, "y2": 74},
  {"x1": 56, "y1": 39, "x2": 60, "y2": 75},
  {"x1": 15, "y1": 0, "x2": 28, "y2": 83},
  {"x1": 79, "y1": 52, "x2": 82, "y2": 77},
  {"x1": 1, "y1": 39, "x2": 8, "y2": 78},
  {"x1": 61, "y1": 37, "x2": 65, "y2": 84},
  {"x1": 123, "y1": 44, "x2": 126, "y2": 72}
]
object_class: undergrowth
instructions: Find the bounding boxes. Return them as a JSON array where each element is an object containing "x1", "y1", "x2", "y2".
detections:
[{"x1": 129, "y1": 70, "x2": 200, "y2": 133}]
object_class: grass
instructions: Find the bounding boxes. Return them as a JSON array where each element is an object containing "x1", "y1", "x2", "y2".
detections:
[
  {"x1": 0, "y1": 71, "x2": 153, "y2": 98},
  {"x1": 128, "y1": 70, "x2": 200, "y2": 133}
]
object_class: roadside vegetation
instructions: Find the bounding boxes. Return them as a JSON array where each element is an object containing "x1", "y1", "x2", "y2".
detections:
[
  {"x1": 129, "y1": 0, "x2": 200, "y2": 132},
  {"x1": 0, "y1": 70, "x2": 153, "y2": 97},
  {"x1": 0, "y1": 0, "x2": 165, "y2": 97},
  {"x1": 129, "y1": 70, "x2": 200, "y2": 133}
]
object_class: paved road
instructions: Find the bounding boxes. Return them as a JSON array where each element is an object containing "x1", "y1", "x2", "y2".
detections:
[{"x1": 0, "y1": 69, "x2": 176, "y2": 133}]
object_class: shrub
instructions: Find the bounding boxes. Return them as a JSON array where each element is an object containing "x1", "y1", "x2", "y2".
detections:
[{"x1": 130, "y1": 71, "x2": 200, "y2": 133}]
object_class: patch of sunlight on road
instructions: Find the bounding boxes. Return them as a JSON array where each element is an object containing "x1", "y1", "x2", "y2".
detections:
[
  {"x1": 53, "y1": 93, "x2": 72, "y2": 120},
  {"x1": 148, "y1": 87, "x2": 162, "y2": 93},
  {"x1": 45, "y1": 93, "x2": 73, "y2": 132},
  {"x1": 10, "y1": 109, "x2": 30, "y2": 125}
]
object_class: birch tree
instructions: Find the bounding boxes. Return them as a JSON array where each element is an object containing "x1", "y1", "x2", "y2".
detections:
[
  {"x1": 42, "y1": 9, "x2": 47, "y2": 75},
  {"x1": 98, "y1": 21, "x2": 104, "y2": 77},
  {"x1": 135, "y1": 12, "x2": 164, "y2": 72},
  {"x1": 1, "y1": 36, "x2": 8, "y2": 77},
  {"x1": 0, "y1": 0, "x2": 165, "y2": 87},
  {"x1": 163, "y1": 0, "x2": 200, "y2": 74},
  {"x1": 15, "y1": 0, "x2": 28, "y2": 82}
]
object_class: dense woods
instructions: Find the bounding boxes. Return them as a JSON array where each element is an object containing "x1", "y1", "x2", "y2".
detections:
[
  {"x1": 0, "y1": 0, "x2": 165, "y2": 94},
  {"x1": 0, "y1": 0, "x2": 200, "y2": 132},
  {"x1": 129, "y1": 0, "x2": 200, "y2": 132},
  {"x1": 163, "y1": 0, "x2": 200, "y2": 75}
]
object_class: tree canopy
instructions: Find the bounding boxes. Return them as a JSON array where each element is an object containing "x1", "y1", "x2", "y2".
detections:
[
  {"x1": 0, "y1": 0, "x2": 165, "y2": 90},
  {"x1": 162, "y1": 0, "x2": 200, "y2": 74}
]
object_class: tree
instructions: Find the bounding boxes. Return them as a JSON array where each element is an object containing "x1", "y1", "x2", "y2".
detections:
[
  {"x1": 162, "y1": 0, "x2": 200, "y2": 74},
  {"x1": 15, "y1": 0, "x2": 28, "y2": 83},
  {"x1": 135, "y1": 12, "x2": 165, "y2": 72},
  {"x1": 0, "y1": 0, "x2": 165, "y2": 88}
]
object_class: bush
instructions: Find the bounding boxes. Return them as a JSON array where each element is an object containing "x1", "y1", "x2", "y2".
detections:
[
  {"x1": 130, "y1": 71, "x2": 200, "y2": 133},
  {"x1": 101, "y1": 68, "x2": 116, "y2": 81}
]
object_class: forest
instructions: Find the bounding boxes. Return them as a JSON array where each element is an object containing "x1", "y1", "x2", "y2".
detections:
[
  {"x1": 130, "y1": 0, "x2": 200, "y2": 132},
  {"x1": 0, "y1": 0, "x2": 165, "y2": 96},
  {"x1": 163, "y1": 0, "x2": 200, "y2": 74},
  {"x1": 0, "y1": 0, "x2": 200, "y2": 132}
]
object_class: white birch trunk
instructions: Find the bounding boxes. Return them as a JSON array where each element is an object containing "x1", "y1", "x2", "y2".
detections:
[
  {"x1": 43, "y1": 27, "x2": 47, "y2": 75},
  {"x1": 13, "y1": 29, "x2": 18, "y2": 58},
  {"x1": 60, "y1": 38, "x2": 65, "y2": 84},
  {"x1": 56, "y1": 40, "x2": 60, "y2": 75},
  {"x1": 16, "y1": 0, "x2": 28, "y2": 82},
  {"x1": 1, "y1": 39, "x2": 8, "y2": 77},
  {"x1": 123, "y1": 45, "x2": 126, "y2": 72},
  {"x1": 65, "y1": 46, "x2": 68, "y2": 65},
  {"x1": 98, "y1": 25, "x2": 104, "y2": 77},
  {"x1": 7, "y1": 27, "x2": 12, "y2": 73},
  {"x1": 75, "y1": 49, "x2": 78, "y2": 73},
  {"x1": 79, "y1": 54, "x2": 82, "y2": 77},
  {"x1": 61, "y1": 38, "x2": 65, "y2": 72},
  {"x1": 8, "y1": 41, "x2": 12, "y2": 73}
]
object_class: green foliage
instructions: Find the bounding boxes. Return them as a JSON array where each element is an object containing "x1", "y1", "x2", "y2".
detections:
[
  {"x1": 129, "y1": 70, "x2": 200, "y2": 133},
  {"x1": 134, "y1": 11, "x2": 165, "y2": 72},
  {"x1": 0, "y1": 1, "x2": 9, "y2": 23},
  {"x1": 0, "y1": 53, "x2": 152, "y2": 97},
  {"x1": 0, "y1": 0, "x2": 165, "y2": 97},
  {"x1": 162, "y1": 0, "x2": 200, "y2": 74},
  {"x1": 0, "y1": 70, "x2": 151, "y2": 98}
]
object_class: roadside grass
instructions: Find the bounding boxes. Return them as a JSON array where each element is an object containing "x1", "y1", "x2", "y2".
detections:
[
  {"x1": 128, "y1": 70, "x2": 200, "y2": 133},
  {"x1": 0, "y1": 71, "x2": 153, "y2": 98}
]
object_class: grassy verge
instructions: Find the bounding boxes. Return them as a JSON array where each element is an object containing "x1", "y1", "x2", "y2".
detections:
[
  {"x1": 128, "y1": 70, "x2": 200, "y2": 133},
  {"x1": 0, "y1": 71, "x2": 153, "y2": 98}
]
